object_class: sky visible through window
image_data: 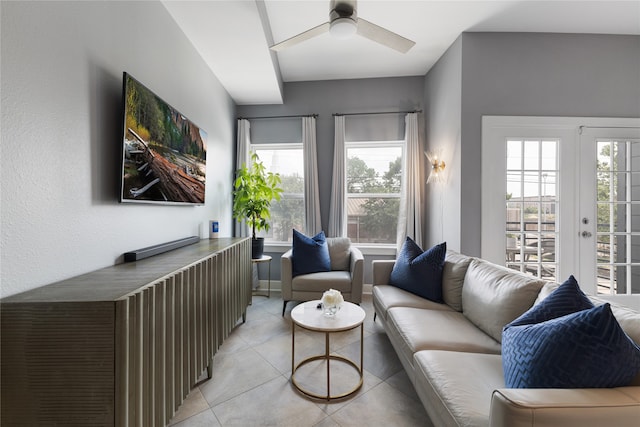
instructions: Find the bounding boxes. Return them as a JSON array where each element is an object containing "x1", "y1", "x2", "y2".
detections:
[
  {"x1": 348, "y1": 146, "x2": 402, "y2": 175},
  {"x1": 253, "y1": 148, "x2": 304, "y2": 178}
]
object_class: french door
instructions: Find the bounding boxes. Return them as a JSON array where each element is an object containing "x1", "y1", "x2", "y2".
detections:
[
  {"x1": 578, "y1": 127, "x2": 640, "y2": 307},
  {"x1": 482, "y1": 117, "x2": 640, "y2": 309}
]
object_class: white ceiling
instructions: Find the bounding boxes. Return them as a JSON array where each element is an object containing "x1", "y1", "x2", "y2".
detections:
[{"x1": 163, "y1": 1, "x2": 640, "y2": 105}]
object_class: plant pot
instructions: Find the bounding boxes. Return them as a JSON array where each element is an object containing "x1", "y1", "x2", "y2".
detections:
[{"x1": 251, "y1": 237, "x2": 265, "y2": 259}]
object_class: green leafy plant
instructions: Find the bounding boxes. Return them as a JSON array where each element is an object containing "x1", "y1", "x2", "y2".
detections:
[{"x1": 232, "y1": 151, "x2": 283, "y2": 239}]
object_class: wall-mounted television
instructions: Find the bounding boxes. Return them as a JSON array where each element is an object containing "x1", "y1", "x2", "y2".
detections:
[{"x1": 120, "y1": 72, "x2": 207, "y2": 205}]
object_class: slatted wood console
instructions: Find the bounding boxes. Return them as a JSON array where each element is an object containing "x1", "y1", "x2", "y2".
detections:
[{"x1": 1, "y1": 237, "x2": 251, "y2": 426}]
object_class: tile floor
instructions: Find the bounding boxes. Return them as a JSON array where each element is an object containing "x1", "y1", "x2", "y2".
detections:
[{"x1": 168, "y1": 293, "x2": 434, "y2": 427}]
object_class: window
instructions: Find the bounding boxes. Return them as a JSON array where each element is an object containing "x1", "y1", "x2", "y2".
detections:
[
  {"x1": 251, "y1": 144, "x2": 304, "y2": 243},
  {"x1": 345, "y1": 141, "x2": 403, "y2": 245}
]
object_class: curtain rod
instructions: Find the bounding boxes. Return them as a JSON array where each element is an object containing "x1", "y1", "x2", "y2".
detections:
[
  {"x1": 237, "y1": 114, "x2": 318, "y2": 120},
  {"x1": 333, "y1": 110, "x2": 422, "y2": 117}
]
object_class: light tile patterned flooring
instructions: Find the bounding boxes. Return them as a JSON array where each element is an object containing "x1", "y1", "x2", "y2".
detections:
[{"x1": 168, "y1": 293, "x2": 433, "y2": 427}]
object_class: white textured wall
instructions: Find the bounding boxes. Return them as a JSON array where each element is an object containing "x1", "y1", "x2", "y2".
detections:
[
  {"x1": 1, "y1": 1, "x2": 235, "y2": 298},
  {"x1": 423, "y1": 37, "x2": 462, "y2": 251}
]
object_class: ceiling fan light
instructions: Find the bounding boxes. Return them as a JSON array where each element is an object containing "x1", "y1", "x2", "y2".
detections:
[{"x1": 330, "y1": 17, "x2": 357, "y2": 39}]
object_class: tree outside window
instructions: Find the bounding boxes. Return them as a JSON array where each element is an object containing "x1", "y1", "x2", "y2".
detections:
[
  {"x1": 346, "y1": 143, "x2": 403, "y2": 244},
  {"x1": 252, "y1": 146, "x2": 304, "y2": 243}
]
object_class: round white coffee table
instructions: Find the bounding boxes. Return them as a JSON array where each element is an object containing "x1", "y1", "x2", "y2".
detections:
[{"x1": 290, "y1": 300, "x2": 365, "y2": 400}]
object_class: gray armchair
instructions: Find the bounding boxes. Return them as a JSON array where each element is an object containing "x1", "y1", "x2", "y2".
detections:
[{"x1": 281, "y1": 237, "x2": 364, "y2": 316}]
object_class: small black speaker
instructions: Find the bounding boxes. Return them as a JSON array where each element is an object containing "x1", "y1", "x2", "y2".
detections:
[{"x1": 124, "y1": 236, "x2": 199, "y2": 262}]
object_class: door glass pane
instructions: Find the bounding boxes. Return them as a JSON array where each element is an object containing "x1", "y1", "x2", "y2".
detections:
[
  {"x1": 523, "y1": 140, "x2": 539, "y2": 170},
  {"x1": 505, "y1": 139, "x2": 558, "y2": 280},
  {"x1": 506, "y1": 140, "x2": 522, "y2": 170},
  {"x1": 595, "y1": 139, "x2": 640, "y2": 295},
  {"x1": 523, "y1": 172, "x2": 539, "y2": 197},
  {"x1": 541, "y1": 140, "x2": 557, "y2": 170}
]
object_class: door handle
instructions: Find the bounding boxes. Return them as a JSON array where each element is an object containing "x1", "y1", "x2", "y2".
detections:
[{"x1": 581, "y1": 231, "x2": 592, "y2": 238}]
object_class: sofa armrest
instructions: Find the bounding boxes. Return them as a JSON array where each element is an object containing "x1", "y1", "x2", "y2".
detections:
[
  {"x1": 490, "y1": 387, "x2": 640, "y2": 427},
  {"x1": 372, "y1": 260, "x2": 395, "y2": 286},
  {"x1": 349, "y1": 247, "x2": 364, "y2": 304},
  {"x1": 281, "y1": 249, "x2": 293, "y2": 300}
]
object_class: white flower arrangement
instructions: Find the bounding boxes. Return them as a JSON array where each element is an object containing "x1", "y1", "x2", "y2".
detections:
[{"x1": 321, "y1": 289, "x2": 344, "y2": 317}]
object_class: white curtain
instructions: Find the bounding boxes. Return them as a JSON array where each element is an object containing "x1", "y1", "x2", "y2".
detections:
[
  {"x1": 236, "y1": 119, "x2": 260, "y2": 289},
  {"x1": 328, "y1": 115, "x2": 346, "y2": 237},
  {"x1": 235, "y1": 119, "x2": 251, "y2": 238},
  {"x1": 397, "y1": 113, "x2": 423, "y2": 249},
  {"x1": 302, "y1": 116, "x2": 322, "y2": 235}
]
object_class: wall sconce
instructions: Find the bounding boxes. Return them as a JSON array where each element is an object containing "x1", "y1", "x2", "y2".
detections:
[{"x1": 426, "y1": 151, "x2": 446, "y2": 184}]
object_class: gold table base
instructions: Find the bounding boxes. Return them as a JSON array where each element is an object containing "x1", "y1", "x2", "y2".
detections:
[{"x1": 291, "y1": 323, "x2": 364, "y2": 401}]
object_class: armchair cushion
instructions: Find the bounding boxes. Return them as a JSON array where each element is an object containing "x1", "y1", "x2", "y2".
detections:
[
  {"x1": 327, "y1": 237, "x2": 351, "y2": 271},
  {"x1": 389, "y1": 238, "x2": 446, "y2": 303},
  {"x1": 292, "y1": 229, "x2": 331, "y2": 277},
  {"x1": 292, "y1": 271, "x2": 353, "y2": 293}
]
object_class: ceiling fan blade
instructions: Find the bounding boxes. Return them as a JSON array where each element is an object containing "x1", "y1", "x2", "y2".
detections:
[
  {"x1": 356, "y1": 18, "x2": 415, "y2": 53},
  {"x1": 270, "y1": 22, "x2": 331, "y2": 52}
]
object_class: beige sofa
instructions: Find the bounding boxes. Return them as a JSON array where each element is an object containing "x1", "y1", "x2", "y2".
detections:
[{"x1": 372, "y1": 251, "x2": 640, "y2": 427}]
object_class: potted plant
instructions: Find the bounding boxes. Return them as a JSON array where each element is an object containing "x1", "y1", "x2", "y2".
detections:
[{"x1": 232, "y1": 151, "x2": 283, "y2": 259}]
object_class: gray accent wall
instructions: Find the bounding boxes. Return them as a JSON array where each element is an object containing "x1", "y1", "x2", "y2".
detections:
[
  {"x1": 1, "y1": 1, "x2": 236, "y2": 298},
  {"x1": 238, "y1": 78, "x2": 424, "y2": 283},
  {"x1": 423, "y1": 36, "x2": 462, "y2": 252},
  {"x1": 238, "y1": 77, "x2": 425, "y2": 234},
  {"x1": 425, "y1": 32, "x2": 640, "y2": 257}
]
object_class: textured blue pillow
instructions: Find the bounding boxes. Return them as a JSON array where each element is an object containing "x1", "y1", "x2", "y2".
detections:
[
  {"x1": 509, "y1": 275, "x2": 594, "y2": 327},
  {"x1": 502, "y1": 303, "x2": 640, "y2": 388},
  {"x1": 389, "y1": 238, "x2": 446, "y2": 302},
  {"x1": 291, "y1": 229, "x2": 331, "y2": 277}
]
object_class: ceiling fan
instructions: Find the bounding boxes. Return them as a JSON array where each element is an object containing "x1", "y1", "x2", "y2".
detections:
[{"x1": 269, "y1": 0, "x2": 415, "y2": 54}]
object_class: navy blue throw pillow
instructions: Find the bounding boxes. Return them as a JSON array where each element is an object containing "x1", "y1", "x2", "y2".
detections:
[
  {"x1": 389, "y1": 238, "x2": 446, "y2": 302},
  {"x1": 502, "y1": 303, "x2": 640, "y2": 388},
  {"x1": 509, "y1": 275, "x2": 594, "y2": 328},
  {"x1": 291, "y1": 229, "x2": 331, "y2": 277}
]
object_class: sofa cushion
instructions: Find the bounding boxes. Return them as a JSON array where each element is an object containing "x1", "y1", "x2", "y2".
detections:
[
  {"x1": 413, "y1": 350, "x2": 504, "y2": 427},
  {"x1": 373, "y1": 284, "x2": 454, "y2": 322},
  {"x1": 326, "y1": 237, "x2": 351, "y2": 271},
  {"x1": 387, "y1": 307, "x2": 502, "y2": 357},
  {"x1": 502, "y1": 303, "x2": 640, "y2": 388},
  {"x1": 389, "y1": 238, "x2": 446, "y2": 302},
  {"x1": 292, "y1": 229, "x2": 330, "y2": 277},
  {"x1": 442, "y1": 250, "x2": 473, "y2": 312},
  {"x1": 462, "y1": 259, "x2": 544, "y2": 342},
  {"x1": 510, "y1": 275, "x2": 593, "y2": 327}
]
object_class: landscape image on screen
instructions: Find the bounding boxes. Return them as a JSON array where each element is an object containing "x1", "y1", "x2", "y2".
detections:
[{"x1": 121, "y1": 73, "x2": 207, "y2": 204}]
